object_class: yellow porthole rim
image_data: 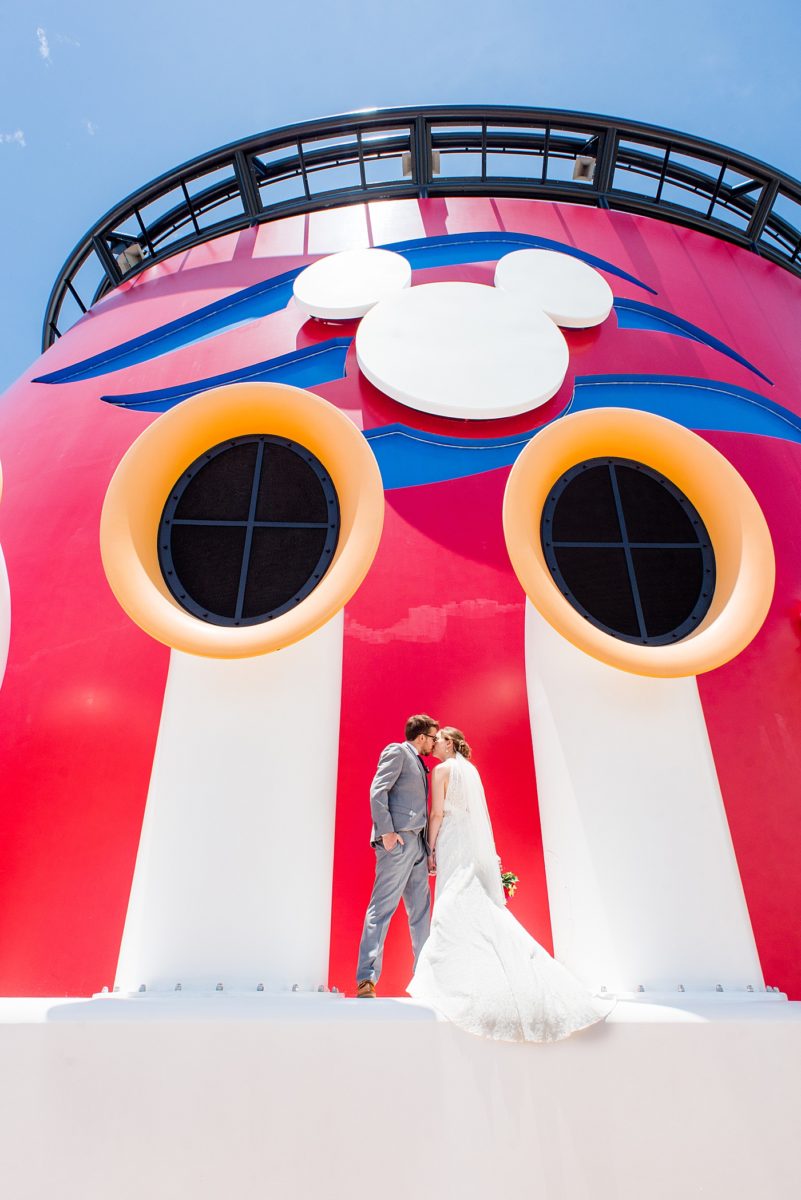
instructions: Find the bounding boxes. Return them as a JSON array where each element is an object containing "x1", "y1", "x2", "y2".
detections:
[
  {"x1": 100, "y1": 382, "x2": 385, "y2": 658},
  {"x1": 502, "y1": 407, "x2": 775, "y2": 678}
]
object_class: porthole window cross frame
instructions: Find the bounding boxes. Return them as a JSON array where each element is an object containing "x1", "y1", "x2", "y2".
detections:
[
  {"x1": 158, "y1": 434, "x2": 340, "y2": 627},
  {"x1": 541, "y1": 456, "x2": 716, "y2": 647}
]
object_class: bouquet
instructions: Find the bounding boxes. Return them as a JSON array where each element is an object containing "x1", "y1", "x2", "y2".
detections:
[{"x1": 500, "y1": 866, "x2": 519, "y2": 898}]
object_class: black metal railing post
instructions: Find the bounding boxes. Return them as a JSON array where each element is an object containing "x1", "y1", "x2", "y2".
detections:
[
  {"x1": 413, "y1": 114, "x2": 430, "y2": 197},
  {"x1": 593, "y1": 127, "x2": 618, "y2": 205},
  {"x1": 234, "y1": 151, "x2": 262, "y2": 220},
  {"x1": 91, "y1": 234, "x2": 123, "y2": 288},
  {"x1": 746, "y1": 177, "x2": 780, "y2": 246}
]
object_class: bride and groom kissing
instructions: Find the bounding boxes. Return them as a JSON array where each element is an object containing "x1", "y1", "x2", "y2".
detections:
[{"x1": 356, "y1": 715, "x2": 608, "y2": 1043}]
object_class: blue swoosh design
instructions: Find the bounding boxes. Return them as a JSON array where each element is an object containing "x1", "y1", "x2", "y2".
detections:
[
  {"x1": 365, "y1": 375, "x2": 801, "y2": 490},
  {"x1": 100, "y1": 339, "x2": 351, "y2": 412},
  {"x1": 567, "y1": 373, "x2": 796, "y2": 432},
  {"x1": 381, "y1": 231, "x2": 657, "y2": 293},
  {"x1": 614, "y1": 299, "x2": 772, "y2": 385},
  {"x1": 34, "y1": 233, "x2": 655, "y2": 385},
  {"x1": 364, "y1": 424, "x2": 536, "y2": 490},
  {"x1": 34, "y1": 267, "x2": 303, "y2": 385}
]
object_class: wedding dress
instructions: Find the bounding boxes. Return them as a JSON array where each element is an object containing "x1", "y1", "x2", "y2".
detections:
[{"x1": 407, "y1": 753, "x2": 607, "y2": 1043}]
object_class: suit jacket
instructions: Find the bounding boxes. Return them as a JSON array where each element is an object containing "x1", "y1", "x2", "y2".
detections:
[{"x1": 369, "y1": 742, "x2": 429, "y2": 845}]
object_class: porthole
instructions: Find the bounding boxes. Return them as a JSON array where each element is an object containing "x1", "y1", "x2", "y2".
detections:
[
  {"x1": 100, "y1": 382, "x2": 384, "y2": 658},
  {"x1": 158, "y1": 436, "x2": 339, "y2": 627},
  {"x1": 503, "y1": 407, "x2": 774, "y2": 677},
  {"x1": 541, "y1": 457, "x2": 715, "y2": 646}
]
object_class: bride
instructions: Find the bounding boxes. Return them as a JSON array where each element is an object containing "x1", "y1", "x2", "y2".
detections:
[{"x1": 408, "y1": 726, "x2": 608, "y2": 1043}]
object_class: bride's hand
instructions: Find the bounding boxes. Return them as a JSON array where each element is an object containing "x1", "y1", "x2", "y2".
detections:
[{"x1": 427, "y1": 853, "x2": 437, "y2": 875}]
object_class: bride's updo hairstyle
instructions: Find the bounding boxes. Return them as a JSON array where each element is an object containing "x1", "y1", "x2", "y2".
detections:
[{"x1": 441, "y1": 726, "x2": 472, "y2": 760}]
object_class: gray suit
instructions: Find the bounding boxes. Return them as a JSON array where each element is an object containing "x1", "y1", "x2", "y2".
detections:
[{"x1": 356, "y1": 742, "x2": 431, "y2": 984}]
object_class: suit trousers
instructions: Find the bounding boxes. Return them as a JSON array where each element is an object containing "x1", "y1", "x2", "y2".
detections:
[{"x1": 356, "y1": 830, "x2": 431, "y2": 984}]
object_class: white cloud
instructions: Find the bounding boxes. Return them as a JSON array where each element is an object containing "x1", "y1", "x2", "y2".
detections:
[
  {"x1": 0, "y1": 130, "x2": 26, "y2": 148},
  {"x1": 36, "y1": 26, "x2": 51, "y2": 63},
  {"x1": 56, "y1": 33, "x2": 81, "y2": 47},
  {"x1": 84, "y1": 119, "x2": 98, "y2": 136}
]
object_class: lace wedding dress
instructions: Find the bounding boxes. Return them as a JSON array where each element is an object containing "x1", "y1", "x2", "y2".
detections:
[{"x1": 408, "y1": 754, "x2": 607, "y2": 1043}]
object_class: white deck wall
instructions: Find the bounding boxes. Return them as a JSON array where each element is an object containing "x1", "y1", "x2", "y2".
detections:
[{"x1": 1, "y1": 995, "x2": 798, "y2": 1200}]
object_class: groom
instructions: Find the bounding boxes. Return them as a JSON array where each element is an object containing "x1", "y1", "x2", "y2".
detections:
[{"x1": 356, "y1": 714, "x2": 439, "y2": 997}]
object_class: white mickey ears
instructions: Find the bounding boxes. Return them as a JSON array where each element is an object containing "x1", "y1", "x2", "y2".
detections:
[
  {"x1": 292, "y1": 248, "x2": 411, "y2": 320},
  {"x1": 494, "y1": 249, "x2": 613, "y2": 329},
  {"x1": 298, "y1": 245, "x2": 613, "y2": 420}
]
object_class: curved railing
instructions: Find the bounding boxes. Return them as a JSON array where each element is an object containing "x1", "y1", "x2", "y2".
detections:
[{"x1": 42, "y1": 105, "x2": 801, "y2": 350}]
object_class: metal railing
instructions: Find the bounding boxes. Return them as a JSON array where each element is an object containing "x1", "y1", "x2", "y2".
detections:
[{"x1": 42, "y1": 105, "x2": 801, "y2": 350}]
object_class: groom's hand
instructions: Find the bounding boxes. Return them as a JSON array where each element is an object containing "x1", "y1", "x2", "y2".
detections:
[{"x1": 381, "y1": 832, "x2": 404, "y2": 851}]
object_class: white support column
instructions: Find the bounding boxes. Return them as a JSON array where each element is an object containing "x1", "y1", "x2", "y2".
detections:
[
  {"x1": 115, "y1": 612, "x2": 343, "y2": 993},
  {"x1": 525, "y1": 602, "x2": 764, "y2": 995}
]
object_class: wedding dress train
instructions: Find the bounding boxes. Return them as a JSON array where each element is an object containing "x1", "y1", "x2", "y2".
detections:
[{"x1": 408, "y1": 754, "x2": 607, "y2": 1043}]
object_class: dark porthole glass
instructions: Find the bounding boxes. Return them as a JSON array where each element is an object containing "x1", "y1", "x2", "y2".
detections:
[
  {"x1": 540, "y1": 457, "x2": 715, "y2": 646},
  {"x1": 158, "y1": 435, "x2": 339, "y2": 627}
]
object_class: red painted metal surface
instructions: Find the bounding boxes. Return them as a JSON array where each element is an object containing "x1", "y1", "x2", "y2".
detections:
[
  {"x1": 331, "y1": 466, "x2": 549, "y2": 999},
  {"x1": 1, "y1": 198, "x2": 800, "y2": 997}
]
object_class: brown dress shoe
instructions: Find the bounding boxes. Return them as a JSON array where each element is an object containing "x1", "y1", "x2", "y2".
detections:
[{"x1": 356, "y1": 980, "x2": 377, "y2": 998}]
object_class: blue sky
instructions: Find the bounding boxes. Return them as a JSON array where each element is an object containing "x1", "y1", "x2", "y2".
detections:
[{"x1": 1, "y1": 0, "x2": 799, "y2": 391}]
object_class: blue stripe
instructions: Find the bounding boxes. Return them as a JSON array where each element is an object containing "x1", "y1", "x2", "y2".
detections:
[
  {"x1": 364, "y1": 375, "x2": 801, "y2": 490},
  {"x1": 568, "y1": 373, "x2": 798, "y2": 436},
  {"x1": 381, "y1": 231, "x2": 657, "y2": 293},
  {"x1": 614, "y1": 299, "x2": 771, "y2": 384},
  {"x1": 100, "y1": 339, "x2": 351, "y2": 413},
  {"x1": 34, "y1": 268, "x2": 302, "y2": 385},
  {"x1": 364, "y1": 424, "x2": 536, "y2": 490}
]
